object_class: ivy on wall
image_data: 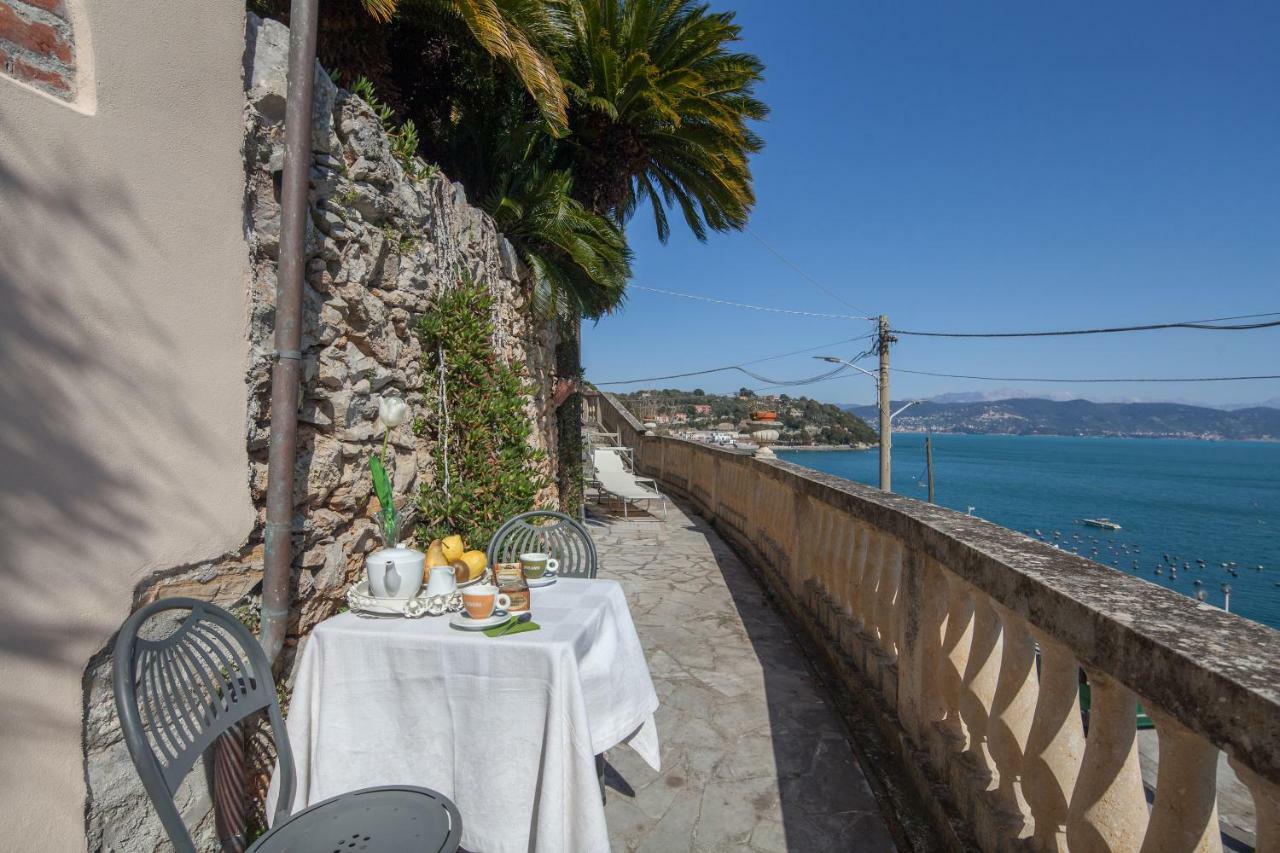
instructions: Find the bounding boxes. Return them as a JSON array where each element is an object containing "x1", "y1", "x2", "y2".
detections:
[
  {"x1": 555, "y1": 319, "x2": 583, "y2": 517},
  {"x1": 417, "y1": 274, "x2": 548, "y2": 549}
]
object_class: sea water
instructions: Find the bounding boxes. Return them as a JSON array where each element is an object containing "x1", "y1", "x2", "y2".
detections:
[{"x1": 777, "y1": 435, "x2": 1280, "y2": 631}]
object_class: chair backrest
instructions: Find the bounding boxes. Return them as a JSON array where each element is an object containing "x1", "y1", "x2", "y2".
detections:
[
  {"x1": 486, "y1": 510, "x2": 598, "y2": 578},
  {"x1": 112, "y1": 597, "x2": 295, "y2": 852}
]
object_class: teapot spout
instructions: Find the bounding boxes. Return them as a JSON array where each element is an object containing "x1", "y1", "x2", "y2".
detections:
[{"x1": 383, "y1": 560, "x2": 400, "y2": 596}]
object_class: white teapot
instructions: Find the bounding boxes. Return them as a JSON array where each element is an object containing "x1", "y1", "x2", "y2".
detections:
[{"x1": 365, "y1": 543, "x2": 425, "y2": 600}]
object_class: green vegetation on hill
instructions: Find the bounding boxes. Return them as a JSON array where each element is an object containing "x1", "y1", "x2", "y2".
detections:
[{"x1": 616, "y1": 388, "x2": 879, "y2": 446}]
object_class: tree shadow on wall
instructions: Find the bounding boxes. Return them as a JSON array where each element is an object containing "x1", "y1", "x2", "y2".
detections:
[{"x1": 0, "y1": 110, "x2": 234, "y2": 819}]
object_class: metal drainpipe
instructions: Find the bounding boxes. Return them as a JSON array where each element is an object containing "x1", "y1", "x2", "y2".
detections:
[{"x1": 260, "y1": 0, "x2": 319, "y2": 669}]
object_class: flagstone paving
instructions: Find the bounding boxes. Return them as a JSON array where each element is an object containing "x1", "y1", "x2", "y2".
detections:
[{"x1": 590, "y1": 501, "x2": 898, "y2": 853}]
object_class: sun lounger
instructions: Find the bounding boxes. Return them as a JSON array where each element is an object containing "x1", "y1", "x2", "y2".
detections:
[{"x1": 591, "y1": 448, "x2": 668, "y2": 519}]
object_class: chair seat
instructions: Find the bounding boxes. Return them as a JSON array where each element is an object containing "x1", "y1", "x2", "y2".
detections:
[{"x1": 249, "y1": 786, "x2": 461, "y2": 853}]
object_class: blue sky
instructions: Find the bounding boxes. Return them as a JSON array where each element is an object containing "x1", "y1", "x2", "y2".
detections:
[{"x1": 581, "y1": 1, "x2": 1280, "y2": 407}]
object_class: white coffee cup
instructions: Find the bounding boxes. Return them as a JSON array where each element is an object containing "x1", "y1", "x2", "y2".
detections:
[
  {"x1": 462, "y1": 583, "x2": 511, "y2": 619},
  {"x1": 519, "y1": 552, "x2": 559, "y2": 579}
]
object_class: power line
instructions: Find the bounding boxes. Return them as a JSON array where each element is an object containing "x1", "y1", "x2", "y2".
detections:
[
  {"x1": 891, "y1": 367, "x2": 1280, "y2": 383},
  {"x1": 593, "y1": 334, "x2": 875, "y2": 386},
  {"x1": 750, "y1": 348, "x2": 878, "y2": 393},
  {"x1": 743, "y1": 364, "x2": 851, "y2": 388},
  {"x1": 891, "y1": 311, "x2": 1280, "y2": 338},
  {"x1": 744, "y1": 226, "x2": 876, "y2": 317},
  {"x1": 630, "y1": 285, "x2": 874, "y2": 321}
]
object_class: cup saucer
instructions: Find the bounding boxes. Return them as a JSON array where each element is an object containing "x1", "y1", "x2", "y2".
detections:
[{"x1": 448, "y1": 610, "x2": 511, "y2": 631}]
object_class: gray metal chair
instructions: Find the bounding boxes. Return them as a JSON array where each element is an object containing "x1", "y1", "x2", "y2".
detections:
[
  {"x1": 486, "y1": 510, "x2": 598, "y2": 578},
  {"x1": 113, "y1": 597, "x2": 462, "y2": 853},
  {"x1": 487, "y1": 510, "x2": 608, "y2": 801}
]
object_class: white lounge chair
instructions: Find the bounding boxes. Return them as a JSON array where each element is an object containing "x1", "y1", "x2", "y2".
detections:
[{"x1": 591, "y1": 448, "x2": 668, "y2": 519}]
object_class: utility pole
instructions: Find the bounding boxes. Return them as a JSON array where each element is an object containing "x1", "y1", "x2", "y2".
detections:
[
  {"x1": 877, "y1": 315, "x2": 893, "y2": 491},
  {"x1": 925, "y1": 433, "x2": 935, "y2": 503}
]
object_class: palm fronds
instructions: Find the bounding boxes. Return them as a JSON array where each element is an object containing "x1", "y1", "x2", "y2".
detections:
[{"x1": 551, "y1": 0, "x2": 767, "y2": 241}]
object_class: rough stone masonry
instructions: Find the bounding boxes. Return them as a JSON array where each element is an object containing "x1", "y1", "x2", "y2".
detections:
[{"x1": 82, "y1": 15, "x2": 560, "y2": 851}]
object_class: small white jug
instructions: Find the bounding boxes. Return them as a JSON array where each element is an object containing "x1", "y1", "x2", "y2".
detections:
[{"x1": 425, "y1": 564, "x2": 457, "y2": 598}]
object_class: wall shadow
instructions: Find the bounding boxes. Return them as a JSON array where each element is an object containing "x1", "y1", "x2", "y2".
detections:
[{"x1": 0, "y1": 108, "x2": 234, "y2": 760}]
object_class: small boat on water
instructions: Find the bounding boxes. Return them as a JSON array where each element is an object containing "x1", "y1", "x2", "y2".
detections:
[{"x1": 1081, "y1": 518, "x2": 1122, "y2": 531}]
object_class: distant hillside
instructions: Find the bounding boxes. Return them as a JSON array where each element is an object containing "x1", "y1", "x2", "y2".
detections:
[
  {"x1": 843, "y1": 398, "x2": 1280, "y2": 441},
  {"x1": 615, "y1": 388, "x2": 879, "y2": 445}
]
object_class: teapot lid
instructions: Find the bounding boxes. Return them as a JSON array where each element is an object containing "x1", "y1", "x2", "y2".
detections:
[{"x1": 367, "y1": 544, "x2": 424, "y2": 565}]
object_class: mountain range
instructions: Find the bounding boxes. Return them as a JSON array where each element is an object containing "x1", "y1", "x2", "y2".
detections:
[
  {"x1": 843, "y1": 398, "x2": 1280, "y2": 441},
  {"x1": 844, "y1": 389, "x2": 1280, "y2": 410}
]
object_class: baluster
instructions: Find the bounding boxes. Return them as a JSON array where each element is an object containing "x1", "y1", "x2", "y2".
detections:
[
  {"x1": 847, "y1": 522, "x2": 869, "y2": 626},
  {"x1": 833, "y1": 519, "x2": 857, "y2": 654},
  {"x1": 960, "y1": 590, "x2": 1003, "y2": 785},
  {"x1": 858, "y1": 531, "x2": 884, "y2": 641},
  {"x1": 834, "y1": 517, "x2": 855, "y2": 617},
  {"x1": 1227, "y1": 756, "x2": 1279, "y2": 853},
  {"x1": 937, "y1": 572, "x2": 975, "y2": 746},
  {"x1": 988, "y1": 602, "x2": 1038, "y2": 828},
  {"x1": 1066, "y1": 670, "x2": 1149, "y2": 852},
  {"x1": 875, "y1": 539, "x2": 902, "y2": 660},
  {"x1": 1023, "y1": 630, "x2": 1085, "y2": 853},
  {"x1": 1140, "y1": 706, "x2": 1222, "y2": 853},
  {"x1": 910, "y1": 556, "x2": 951, "y2": 737},
  {"x1": 814, "y1": 506, "x2": 836, "y2": 628},
  {"x1": 818, "y1": 506, "x2": 836, "y2": 594}
]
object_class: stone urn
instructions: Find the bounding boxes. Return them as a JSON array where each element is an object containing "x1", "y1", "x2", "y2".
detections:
[{"x1": 751, "y1": 426, "x2": 780, "y2": 458}]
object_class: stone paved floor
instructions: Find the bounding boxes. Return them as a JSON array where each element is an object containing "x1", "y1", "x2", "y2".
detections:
[{"x1": 589, "y1": 500, "x2": 898, "y2": 853}]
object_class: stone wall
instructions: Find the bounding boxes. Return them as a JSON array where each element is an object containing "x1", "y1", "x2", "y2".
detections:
[{"x1": 83, "y1": 15, "x2": 559, "y2": 850}]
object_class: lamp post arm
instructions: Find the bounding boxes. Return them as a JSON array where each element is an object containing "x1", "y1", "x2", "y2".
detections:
[{"x1": 890, "y1": 399, "x2": 924, "y2": 421}]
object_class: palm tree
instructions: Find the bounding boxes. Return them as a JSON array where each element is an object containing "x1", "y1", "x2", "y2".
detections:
[
  {"x1": 257, "y1": 0, "x2": 569, "y2": 133},
  {"x1": 490, "y1": 164, "x2": 631, "y2": 318},
  {"x1": 483, "y1": 124, "x2": 632, "y2": 318},
  {"x1": 377, "y1": 0, "x2": 568, "y2": 132},
  {"x1": 550, "y1": 0, "x2": 768, "y2": 240}
]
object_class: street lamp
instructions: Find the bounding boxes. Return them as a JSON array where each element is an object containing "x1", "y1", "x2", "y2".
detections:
[{"x1": 813, "y1": 356, "x2": 923, "y2": 492}]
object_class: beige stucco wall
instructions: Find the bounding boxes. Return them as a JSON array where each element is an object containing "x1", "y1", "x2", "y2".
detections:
[{"x1": 0, "y1": 0, "x2": 253, "y2": 847}]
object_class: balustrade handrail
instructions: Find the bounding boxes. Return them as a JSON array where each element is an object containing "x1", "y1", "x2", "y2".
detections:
[{"x1": 597, "y1": 393, "x2": 1280, "y2": 786}]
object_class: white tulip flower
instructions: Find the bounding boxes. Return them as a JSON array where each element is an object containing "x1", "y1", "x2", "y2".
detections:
[{"x1": 377, "y1": 396, "x2": 409, "y2": 430}]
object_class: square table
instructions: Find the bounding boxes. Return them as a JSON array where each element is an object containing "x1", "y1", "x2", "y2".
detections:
[{"x1": 267, "y1": 578, "x2": 660, "y2": 852}]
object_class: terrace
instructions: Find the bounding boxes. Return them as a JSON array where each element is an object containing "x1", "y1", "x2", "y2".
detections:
[
  {"x1": 587, "y1": 392, "x2": 1280, "y2": 852},
  {"x1": 593, "y1": 504, "x2": 902, "y2": 852}
]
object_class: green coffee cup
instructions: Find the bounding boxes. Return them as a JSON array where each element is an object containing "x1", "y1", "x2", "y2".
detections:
[{"x1": 519, "y1": 552, "x2": 559, "y2": 579}]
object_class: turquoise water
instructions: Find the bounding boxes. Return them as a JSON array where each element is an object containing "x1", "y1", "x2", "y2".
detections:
[{"x1": 777, "y1": 435, "x2": 1280, "y2": 630}]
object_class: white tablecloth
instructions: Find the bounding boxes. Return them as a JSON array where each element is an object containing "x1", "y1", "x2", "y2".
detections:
[{"x1": 266, "y1": 578, "x2": 660, "y2": 852}]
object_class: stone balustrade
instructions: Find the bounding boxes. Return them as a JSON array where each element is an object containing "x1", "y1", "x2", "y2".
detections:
[{"x1": 596, "y1": 393, "x2": 1280, "y2": 852}]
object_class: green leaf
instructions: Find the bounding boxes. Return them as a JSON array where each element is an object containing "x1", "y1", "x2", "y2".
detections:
[{"x1": 369, "y1": 454, "x2": 394, "y2": 514}]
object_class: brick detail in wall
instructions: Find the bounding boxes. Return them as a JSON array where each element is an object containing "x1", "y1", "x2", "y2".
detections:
[{"x1": 0, "y1": 0, "x2": 74, "y2": 99}]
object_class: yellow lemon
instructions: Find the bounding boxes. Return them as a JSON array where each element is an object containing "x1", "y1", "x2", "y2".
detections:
[
  {"x1": 442, "y1": 534, "x2": 465, "y2": 563},
  {"x1": 458, "y1": 550, "x2": 487, "y2": 582}
]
